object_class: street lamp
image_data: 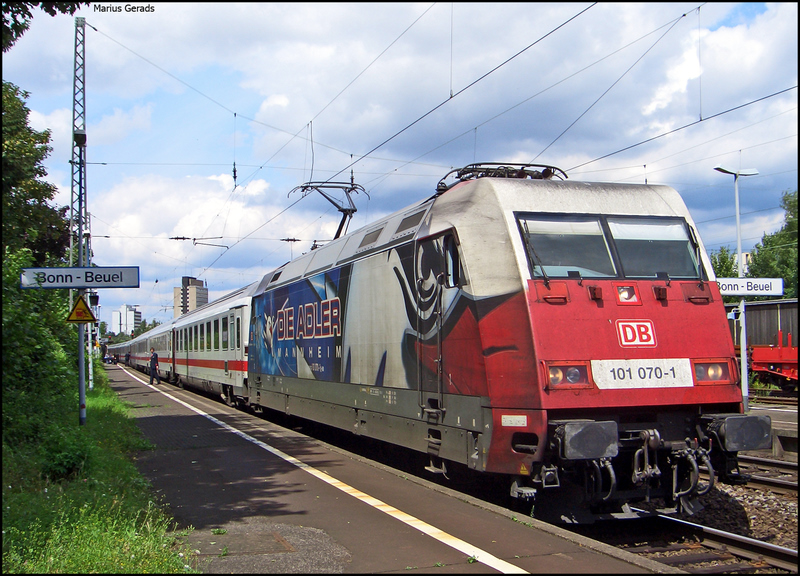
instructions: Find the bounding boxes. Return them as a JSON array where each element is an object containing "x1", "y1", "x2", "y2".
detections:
[{"x1": 714, "y1": 164, "x2": 758, "y2": 412}]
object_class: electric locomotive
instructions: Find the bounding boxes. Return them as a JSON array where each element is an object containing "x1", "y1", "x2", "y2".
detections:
[
  {"x1": 111, "y1": 163, "x2": 772, "y2": 523},
  {"x1": 246, "y1": 163, "x2": 771, "y2": 522}
]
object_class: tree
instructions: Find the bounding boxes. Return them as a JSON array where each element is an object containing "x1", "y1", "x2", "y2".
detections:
[
  {"x1": 709, "y1": 245, "x2": 740, "y2": 304},
  {"x1": 746, "y1": 189, "x2": 798, "y2": 300},
  {"x1": 2, "y1": 81, "x2": 70, "y2": 265},
  {"x1": 710, "y1": 245, "x2": 739, "y2": 278},
  {"x1": 2, "y1": 2, "x2": 88, "y2": 52}
]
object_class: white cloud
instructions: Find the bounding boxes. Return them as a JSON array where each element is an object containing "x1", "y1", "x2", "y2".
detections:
[
  {"x1": 642, "y1": 31, "x2": 704, "y2": 116},
  {"x1": 90, "y1": 104, "x2": 153, "y2": 146},
  {"x1": 2, "y1": 2, "x2": 795, "y2": 325}
]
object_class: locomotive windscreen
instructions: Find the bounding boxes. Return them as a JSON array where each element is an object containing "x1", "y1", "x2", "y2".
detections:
[
  {"x1": 518, "y1": 213, "x2": 702, "y2": 280},
  {"x1": 519, "y1": 216, "x2": 616, "y2": 278},
  {"x1": 607, "y1": 217, "x2": 700, "y2": 279}
]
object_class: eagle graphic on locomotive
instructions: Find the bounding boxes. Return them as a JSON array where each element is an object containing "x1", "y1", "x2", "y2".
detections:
[{"x1": 111, "y1": 163, "x2": 771, "y2": 523}]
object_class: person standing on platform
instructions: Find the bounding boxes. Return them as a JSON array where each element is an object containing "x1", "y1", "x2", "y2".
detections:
[{"x1": 149, "y1": 347, "x2": 161, "y2": 385}]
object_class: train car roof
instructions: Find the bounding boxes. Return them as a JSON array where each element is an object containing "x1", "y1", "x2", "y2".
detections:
[
  {"x1": 172, "y1": 280, "x2": 259, "y2": 328},
  {"x1": 257, "y1": 197, "x2": 434, "y2": 294},
  {"x1": 252, "y1": 174, "x2": 711, "y2": 295}
]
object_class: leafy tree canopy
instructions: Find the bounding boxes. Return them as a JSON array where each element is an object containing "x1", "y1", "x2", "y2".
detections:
[
  {"x1": 2, "y1": 2, "x2": 88, "y2": 52},
  {"x1": 133, "y1": 318, "x2": 162, "y2": 338},
  {"x1": 709, "y1": 189, "x2": 798, "y2": 301},
  {"x1": 710, "y1": 245, "x2": 738, "y2": 278},
  {"x1": 747, "y1": 189, "x2": 798, "y2": 300},
  {"x1": 2, "y1": 80, "x2": 69, "y2": 265},
  {"x1": 709, "y1": 245, "x2": 740, "y2": 304}
]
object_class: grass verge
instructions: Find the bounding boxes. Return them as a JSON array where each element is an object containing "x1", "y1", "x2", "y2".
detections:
[{"x1": 2, "y1": 360, "x2": 198, "y2": 573}]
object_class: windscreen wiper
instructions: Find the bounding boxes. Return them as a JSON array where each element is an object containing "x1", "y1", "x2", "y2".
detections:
[{"x1": 522, "y1": 220, "x2": 550, "y2": 288}]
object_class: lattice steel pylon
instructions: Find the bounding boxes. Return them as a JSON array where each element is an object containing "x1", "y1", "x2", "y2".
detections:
[
  {"x1": 69, "y1": 17, "x2": 87, "y2": 280},
  {"x1": 69, "y1": 16, "x2": 90, "y2": 425}
]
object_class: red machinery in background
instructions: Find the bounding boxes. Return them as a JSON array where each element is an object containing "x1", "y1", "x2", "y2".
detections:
[{"x1": 749, "y1": 330, "x2": 798, "y2": 391}]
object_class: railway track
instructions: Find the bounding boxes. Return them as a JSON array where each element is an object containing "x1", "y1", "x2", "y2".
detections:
[
  {"x1": 737, "y1": 455, "x2": 798, "y2": 496},
  {"x1": 700, "y1": 455, "x2": 798, "y2": 497},
  {"x1": 572, "y1": 513, "x2": 798, "y2": 574},
  {"x1": 261, "y1": 406, "x2": 798, "y2": 572},
  {"x1": 749, "y1": 393, "x2": 797, "y2": 407}
]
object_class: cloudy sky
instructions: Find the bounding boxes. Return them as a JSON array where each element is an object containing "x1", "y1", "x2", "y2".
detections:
[{"x1": 3, "y1": 2, "x2": 797, "y2": 329}]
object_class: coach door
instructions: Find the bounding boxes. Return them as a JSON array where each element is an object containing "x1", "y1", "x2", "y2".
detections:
[
  {"x1": 415, "y1": 232, "x2": 461, "y2": 474},
  {"x1": 415, "y1": 233, "x2": 461, "y2": 415},
  {"x1": 171, "y1": 329, "x2": 178, "y2": 383},
  {"x1": 231, "y1": 306, "x2": 244, "y2": 388}
]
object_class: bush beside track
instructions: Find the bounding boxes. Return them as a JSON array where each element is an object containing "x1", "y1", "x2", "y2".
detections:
[{"x1": 2, "y1": 249, "x2": 196, "y2": 573}]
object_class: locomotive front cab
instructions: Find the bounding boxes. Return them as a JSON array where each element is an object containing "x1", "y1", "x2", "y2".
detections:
[{"x1": 509, "y1": 192, "x2": 772, "y2": 522}]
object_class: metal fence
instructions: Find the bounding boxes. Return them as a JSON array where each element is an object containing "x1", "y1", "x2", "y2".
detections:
[{"x1": 725, "y1": 298, "x2": 798, "y2": 347}]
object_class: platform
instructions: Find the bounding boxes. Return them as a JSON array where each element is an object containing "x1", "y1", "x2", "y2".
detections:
[{"x1": 106, "y1": 365, "x2": 675, "y2": 574}]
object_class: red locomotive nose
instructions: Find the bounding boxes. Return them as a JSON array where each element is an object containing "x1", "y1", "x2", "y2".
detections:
[{"x1": 525, "y1": 276, "x2": 742, "y2": 410}]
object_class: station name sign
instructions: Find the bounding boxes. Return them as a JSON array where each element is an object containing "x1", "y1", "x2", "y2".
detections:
[
  {"x1": 21, "y1": 267, "x2": 140, "y2": 289},
  {"x1": 716, "y1": 277, "x2": 783, "y2": 297}
]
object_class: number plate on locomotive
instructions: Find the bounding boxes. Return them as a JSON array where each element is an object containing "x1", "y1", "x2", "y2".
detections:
[{"x1": 591, "y1": 359, "x2": 693, "y2": 389}]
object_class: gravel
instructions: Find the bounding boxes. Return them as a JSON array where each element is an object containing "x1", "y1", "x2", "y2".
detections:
[{"x1": 675, "y1": 483, "x2": 798, "y2": 550}]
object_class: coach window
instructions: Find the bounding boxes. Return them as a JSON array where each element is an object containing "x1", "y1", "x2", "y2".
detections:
[
  {"x1": 214, "y1": 319, "x2": 219, "y2": 350},
  {"x1": 222, "y1": 317, "x2": 228, "y2": 351}
]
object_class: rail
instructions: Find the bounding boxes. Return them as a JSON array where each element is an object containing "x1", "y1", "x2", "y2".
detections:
[{"x1": 621, "y1": 511, "x2": 799, "y2": 573}]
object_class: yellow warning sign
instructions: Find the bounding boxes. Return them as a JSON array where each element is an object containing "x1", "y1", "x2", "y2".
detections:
[{"x1": 66, "y1": 295, "x2": 97, "y2": 323}]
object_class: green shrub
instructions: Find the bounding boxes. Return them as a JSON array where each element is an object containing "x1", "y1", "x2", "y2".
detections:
[{"x1": 38, "y1": 424, "x2": 93, "y2": 481}]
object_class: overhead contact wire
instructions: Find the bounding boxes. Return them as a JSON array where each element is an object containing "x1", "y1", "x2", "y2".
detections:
[
  {"x1": 567, "y1": 85, "x2": 798, "y2": 172},
  {"x1": 324, "y1": 2, "x2": 598, "y2": 183},
  {"x1": 532, "y1": 11, "x2": 687, "y2": 162}
]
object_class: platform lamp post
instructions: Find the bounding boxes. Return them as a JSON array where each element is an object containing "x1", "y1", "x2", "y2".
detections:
[{"x1": 714, "y1": 164, "x2": 758, "y2": 412}]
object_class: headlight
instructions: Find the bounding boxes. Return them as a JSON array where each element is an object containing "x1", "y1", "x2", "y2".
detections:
[
  {"x1": 614, "y1": 284, "x2": 640, "y2": 304},
  {"x1": 547, "y1": 364, "x2": 590, "y2": 387},
  {"x1": 617, "y1": 286, "x2": 637, "y2": 302},
  {"x1": 693, "y1": 361, "x2": 731, "y2": 383}
]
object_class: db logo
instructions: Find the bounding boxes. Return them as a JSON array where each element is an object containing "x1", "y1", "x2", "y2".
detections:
[{"x1": 616, "y1": 320, "x2": 657, "y2": 347}]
